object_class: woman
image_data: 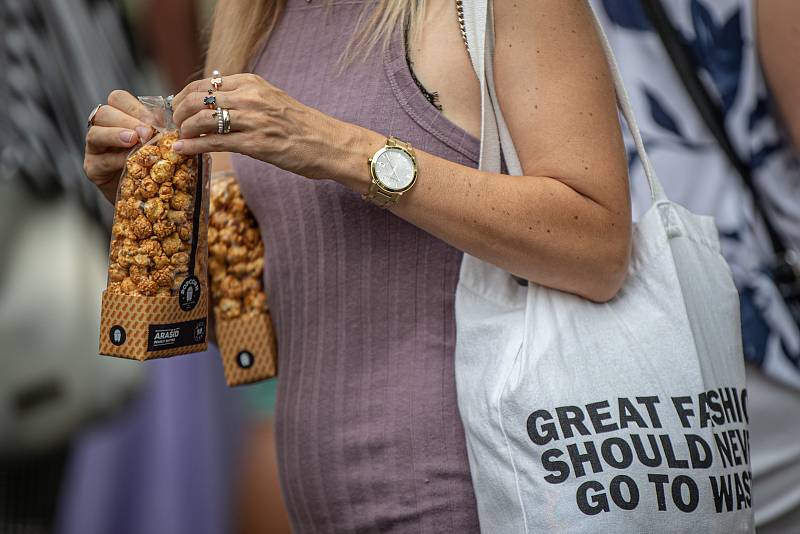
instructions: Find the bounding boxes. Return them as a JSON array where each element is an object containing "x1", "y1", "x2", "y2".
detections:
[
  {"x1": 83, "y1": 0, "x2": 631, "y2": 530},
  {"x1": 595, "y1": 1, "x2": 800, "y2": 532}
]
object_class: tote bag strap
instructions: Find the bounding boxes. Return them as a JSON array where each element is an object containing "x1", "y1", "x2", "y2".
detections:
[{"x1": 461, "y1": 0, "x2": 667, "y2": 204}]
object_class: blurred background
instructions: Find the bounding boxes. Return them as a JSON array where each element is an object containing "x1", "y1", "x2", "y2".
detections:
[
  {"x1": 0, "y1": 1, "x2": 287, "y2": 533},
  {"x1": 1, "y1": 0, "x2": 799, "y2": 533}
]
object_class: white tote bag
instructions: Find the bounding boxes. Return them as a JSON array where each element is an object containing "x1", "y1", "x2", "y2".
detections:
[{"x1": 454, "y1": 2, "x2": 754, "y2": 532}]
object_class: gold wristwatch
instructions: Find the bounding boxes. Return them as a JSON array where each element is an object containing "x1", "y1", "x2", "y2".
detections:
[{"x1": 363, "y1": 136, "x2": 418, "y2": 208}]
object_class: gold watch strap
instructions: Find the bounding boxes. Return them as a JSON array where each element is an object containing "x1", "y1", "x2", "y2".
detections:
[
  {"x1": 365, "y1": 182, "x2": 398, "y2": 208},
  {"x1": 363, "y1": 136, "x2": 415, "y2": 209},
  {"x1": 386, "y1": 136, "x2": 412, "y2": 152}
]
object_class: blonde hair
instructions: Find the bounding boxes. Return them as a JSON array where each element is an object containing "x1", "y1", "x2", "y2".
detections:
[{"x1": 204, "y1": 0, "x2": 425, "y2": 77}]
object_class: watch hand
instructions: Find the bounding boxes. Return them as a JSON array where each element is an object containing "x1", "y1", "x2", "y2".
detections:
[{"x1": 384, "y1": 156, "x2": 400, "y2": 184}]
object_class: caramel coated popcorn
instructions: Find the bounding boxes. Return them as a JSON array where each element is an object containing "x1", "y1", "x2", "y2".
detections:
[
  {"x1": 244, "y1": 291, "x2": 266, "y2": 311},
  {"x1": 177, "y1": 224, "x2": 192, "y2": 242},
  {"x1": 218, "y1": 298, "x2": 241, "y2": 319},
  {"x1": 109, "y1": 263, "x2": 127, "y2": 282},
  {"x1": 162, "y1": 233, "x2": 183, "y2": 256},
  {"x1": 209, "y1": 177, "x2": 268, "y2": 321},
  {"x1": 220, "y1": 276, "x2": 243, "y2": 299},
  {"x1": 170, "y1": 251, "x2": 190, "y2": 267},
  {"x1": 100, "y1": 96, "x2": 210, "y2": 363},
  {"x1": 153, "y1": 220, "x2": 176, "y2": 239},
  {"x1": 120, "y1": 278, "x2": 137, "y2": 294},
  {"x1": 131, "y1": 144, "x2": 161, "y2": 168},
  {"x1": 139, "y1": 238, "x2": 162, "y2": 258},
  {"x1": 153, "y1": 254, "x2": 171, "y2": 270},
  {"x1": 138, "y1": 178, "x2": 159, "y2": 199},
  {"x1": 143, "y1": 198, "x2": 166, "y2": 222},
  {"x1": 107, "y1": 131, "x2": 197, "y2": 296},
  {"x1": 159, "y1": 183, "x2": 174, "y2": 200},
  {"x1": 138, "y1": 278, "x2": 158, "y2": 296},
  {"x1": 209, "y1": 173, "x2": 277, "y2": 385},
  {"x1": 158, "y1": 135, "x2": 186, "y2": 165},
  {"x1": 126, "y1": 161, "x2": 147, "y2": 182},
  {"x1": 152, "y1": 266, "x2": 174, "y2": 287},
  {"x1": 173, "y1": 168, "x2": 193, "y2": 192},
  {"x1": 170, "y1": 191, "x2": 193, "y2": 211},
  {"x1": 150, "y1": 160, "x2": 174, "y2": 183},
  {"x1": 131, "y1": 215, "x2": 153, "y2": 240},
  {"x1": 116, "y1": 198, "x2": 139, "y2": 219}
]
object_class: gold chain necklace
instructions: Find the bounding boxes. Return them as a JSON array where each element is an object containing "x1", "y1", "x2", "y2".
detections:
[{"x1": 456, "y1": 0, "x2": 469, "y2": 51}]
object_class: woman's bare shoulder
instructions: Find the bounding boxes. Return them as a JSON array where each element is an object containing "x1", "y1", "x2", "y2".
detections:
[{"x1": 491, "y1": 0, "x2": 629, "y2": 213}]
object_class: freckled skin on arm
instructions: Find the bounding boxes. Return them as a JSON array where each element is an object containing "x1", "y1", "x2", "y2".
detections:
[
  {"x1": 491, "y1": 0, "x2": 631, "y2": 293},
  {"x1": 757, "y1": 0, "x2": 800, "y2": 149},
  {"x1": 347, "y1": 0, "x2": 631, "y2": 301},
  {"x1": 190, "y1": 0, "x2": 632, "y2": 302},
  {"x1": 493, "y1": 0, "x2": 629, "y2": 214}
]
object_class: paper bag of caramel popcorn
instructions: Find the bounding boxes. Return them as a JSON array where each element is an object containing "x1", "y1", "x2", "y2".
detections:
[
  {"x1": 209, "y1": 173, "x2": 277, "y2": 386},
  {"x1": 99, "y1": 96, "x2": 210, "y2": 360}
]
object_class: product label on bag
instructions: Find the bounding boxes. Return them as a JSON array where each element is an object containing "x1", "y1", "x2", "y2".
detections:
[
  {"x1": 178, "y1": 276, "x2": 201, "y2": 311},
  {"x1": 147, "y1": 318, "x2": 207, "y2": 352}
]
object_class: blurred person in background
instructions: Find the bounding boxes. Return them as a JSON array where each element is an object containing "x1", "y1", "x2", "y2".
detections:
[
  {"x1": 54, "y1": 2, "x2": 248, "y2": 534},
  {"x1": 0, "y1": 1, "x2": 251, "y2": 533},
  {"x1": 63, "y1": 2, "x2": 288, "y2": 533},
  {"x1": 594, "y1": 1, "x2": 800, "y2": 532},
  {"x1": 0, "y1": 0, "x2": 146, "y2": 531}
]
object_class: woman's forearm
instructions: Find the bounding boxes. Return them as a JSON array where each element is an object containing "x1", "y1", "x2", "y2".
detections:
[
  {"x1": 333, "y1": 123, "x2": 631, "y2": 303},
  {"x1": 170, "y1": 63, "x2": 631, "y2": 303}
]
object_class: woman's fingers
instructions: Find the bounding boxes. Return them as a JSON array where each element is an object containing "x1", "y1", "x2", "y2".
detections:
[
  {"x1": 172, "y1": 73, "x2": 250, "y2": 109},
  {"x1": 173, "y1": 79, "x2": 214, "y2": 108},
  {"x1": 83, "y1": 89, "x2": 161, "y2": 204},
  {"x1": 86, "y1": 126, "x2": 141, "y2": 154},
  {"x1": 107, "y1": 89, "x2": 155, "y2": 123},
  {"x1": 173, "y1": 132, "x2": 249, "y2": 156},
  {"x1": 172, "y1": 90, "x2": 236, "y2": 127},
  {"x1": 178, "y1": 109, "x2": 221, "y2": 139},
  {"x1": 179, "y1": 108, "x2": 248, "y2": 139},
  {"x1": 84, "y1": 151, "x2": 128, "y2": 178},
  {"x1": 85, "y1": 153, "x2": 127, "y2": 204},
  {"x1": 93, "y1": 104, "x2": 140, "y2": 129},
  {"x1": 93, "y1": 104, "x2": 155, "y2": 143}
]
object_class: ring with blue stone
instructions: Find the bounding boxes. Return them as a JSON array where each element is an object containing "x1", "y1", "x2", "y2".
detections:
[{"x1": 203, "y1": 94, "x2": 217, "y2": 109}]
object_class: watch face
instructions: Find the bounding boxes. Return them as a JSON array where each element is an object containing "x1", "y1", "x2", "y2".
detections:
[{"x1": 373, "y1": 147, "x2": 416, "y2": 191}]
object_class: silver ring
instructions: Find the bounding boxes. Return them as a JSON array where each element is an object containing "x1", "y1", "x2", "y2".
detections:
[
  {"x1": 87, "y1": 103, "x2": 103, "y2": 129},
  {"x1": 216, "y1": 107, "x2": 224, "y2": 134},
  {"x1": 222, "y1": 108, "x2": 231, "y2": 134}
]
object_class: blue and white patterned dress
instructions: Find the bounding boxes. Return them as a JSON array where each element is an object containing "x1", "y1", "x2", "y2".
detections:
[
  {"x1": 594, "y1": 1, "x2": 800, "y2": 530},
  {"x1": 595, "y1": 0, "x2": 800, "y2": 386}
]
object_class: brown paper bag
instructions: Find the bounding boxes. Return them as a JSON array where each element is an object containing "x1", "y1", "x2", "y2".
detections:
[
  {"x1": 209, "y1": 173, "x2": 277, "y2": 386},
  {"x1": 99, "y1": 96, "x2": 210, "y2": 360}
]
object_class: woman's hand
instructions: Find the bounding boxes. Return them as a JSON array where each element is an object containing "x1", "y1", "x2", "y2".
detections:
[
  {"x1": 171, "y1": 74, "x2": 354, "y2": 181},
  {"x1": 84, "y1": 90, "x2": 157, "y2": 203}
]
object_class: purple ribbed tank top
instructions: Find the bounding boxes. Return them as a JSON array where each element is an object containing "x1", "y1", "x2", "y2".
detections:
[{"x1": 232, "y1": 1, "x2": 481, "y2": 531}]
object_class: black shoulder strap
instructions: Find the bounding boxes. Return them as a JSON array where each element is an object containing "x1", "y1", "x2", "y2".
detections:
[{"x1": 641, "y1": 0, "x2": 787, "y2": 256}]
